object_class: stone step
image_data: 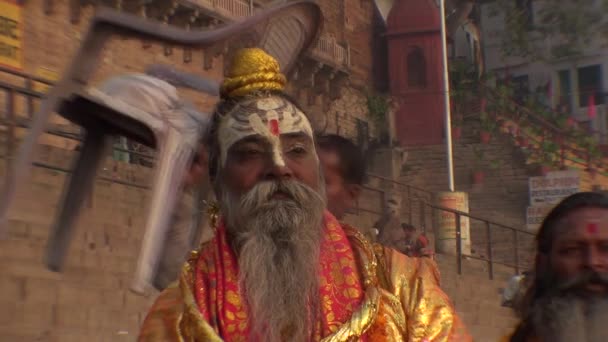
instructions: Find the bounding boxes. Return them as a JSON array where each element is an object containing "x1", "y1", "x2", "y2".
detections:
[{"x1": 433, "y1": 254, "x2": 518, "y2": 341}]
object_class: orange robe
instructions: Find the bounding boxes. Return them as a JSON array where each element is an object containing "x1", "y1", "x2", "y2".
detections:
[{"x1": 138, "y1": 214, "x2": 471, "y2": 341}]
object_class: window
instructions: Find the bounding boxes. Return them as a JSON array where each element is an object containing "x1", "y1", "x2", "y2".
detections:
[
  {"x1": 558, "y1": 70, "x2": 572, "y2": 111},
  {"x1": 577, "y1": 65, "x2": 604, "y2": 107},
  {"x1": 407, "y1": 47, "x2": 427, "y2": 88},
  {"x1": 515, "y1": 0, "x2": 534, "y2": 29}
]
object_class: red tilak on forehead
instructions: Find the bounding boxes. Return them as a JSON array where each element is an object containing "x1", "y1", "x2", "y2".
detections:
[
  {"x1": 269, "y1": 119, "x2": 280, "y2": 136},
  {"x1": 587, "y1": 222, "x2": 599, "y2": 234}
]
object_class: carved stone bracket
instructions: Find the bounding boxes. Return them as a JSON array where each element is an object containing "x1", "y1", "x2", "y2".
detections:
[
  {"x1": 289, "y1": 57, "x2": 350, "y2": 110},
  {"x1": 309, "y1": 62, "x2": 324, "y2": 88},
  {"x1": 315, "y1": 68, "x2": 335, "y2": 95},
  {"x1": 322, "y1": 94, "x2": 331, "y2": 112},
  {"x1": 307, "y1": 89, "x2": 317, "y2": 106},
  {"x1": 203, "y1": 43, "x2": 221, "y2": 70},
  {"x1": 329, "y1": 73, "x2": 349, "y2": 100},
  {"x1": 197, "y1": 17, "x2": 220, "y2": 70},
  {"x1": 294, "y1": 55, "x2": 350, "y2": 103},
  {"x1": 292, "y1": 61, "x2": 323, "y2": 100},
  {"x1": 291, "y1": 61, "x2": 305, "y2": 82}
]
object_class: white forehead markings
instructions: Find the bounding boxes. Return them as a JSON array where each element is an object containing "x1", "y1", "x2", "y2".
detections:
[
  {"x1": 249, "y1": 113, "x2": 285, "y2": 167},
  {"x1": 256, "y1": 97, "x2": 282, "y2": 110},
  {"x1": 217, "y1": 96, "x2": 315, "y2": 166}
]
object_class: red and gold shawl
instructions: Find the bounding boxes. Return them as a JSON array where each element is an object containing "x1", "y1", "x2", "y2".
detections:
[{"x1": 193, "y1": 212, "x2": 365, "y2": 340}]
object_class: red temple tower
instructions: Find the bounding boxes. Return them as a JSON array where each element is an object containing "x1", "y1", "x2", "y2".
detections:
[{"x1": 386, "y1": 0, "x2": 445, "y2": 145}]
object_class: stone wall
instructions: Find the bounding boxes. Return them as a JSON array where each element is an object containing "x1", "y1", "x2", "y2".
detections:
[{"x1": 0, "y1": 148, "x2": 156, "y2": 341}]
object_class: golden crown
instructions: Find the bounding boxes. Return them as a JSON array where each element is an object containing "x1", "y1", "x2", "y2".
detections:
[{"x1": 220, "y1": 48, "x2": 287, "y2": 98}]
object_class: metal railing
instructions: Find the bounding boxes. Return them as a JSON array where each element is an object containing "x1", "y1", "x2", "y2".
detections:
[
  {"x1": 424, "y1": 203, "x2": 534, "y2": 279},
  {"x1": 353, "y1": 174, "x2": 534, "y2": 279},
  {"x1": 364, "y1": 172, "x2": 433, "y2": 229}
]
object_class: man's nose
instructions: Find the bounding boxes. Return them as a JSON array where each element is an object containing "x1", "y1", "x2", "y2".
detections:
[{"x1": 264, "y1": 159, "x2": 293, "y2": 180}]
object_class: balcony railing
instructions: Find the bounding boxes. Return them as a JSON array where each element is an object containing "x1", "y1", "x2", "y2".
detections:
[
  {"x1": 188, "y1": 1, "x2": 350, "y2": 68},
  {"x1": 310, "y1": 35, "x2": 350, "y2": 68},
  {"x1": 188, "y1": 0, "x2": 252, "y2": 19}
]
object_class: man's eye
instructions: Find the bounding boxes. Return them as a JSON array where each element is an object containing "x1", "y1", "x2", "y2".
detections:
[
  {"x1": 236, "y1": 149, "x2": 264, "y2": 158},
  {"x1": 286, "y1": 145, "x2": 307, "y2": 156}
]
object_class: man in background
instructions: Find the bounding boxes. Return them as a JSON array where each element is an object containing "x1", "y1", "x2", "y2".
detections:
[
  {"x1": 503, "y1": 192, "x2": 608, "y2": 342},
  {"x1": 382, "y1": 222, "x2": 432, "y2": 258},
  {"x1": 316, "y1": 134, "x2": 366, "y2": 220},
  {"x1": 402, "y1": 223, "x2": 432, "y2": 257}
]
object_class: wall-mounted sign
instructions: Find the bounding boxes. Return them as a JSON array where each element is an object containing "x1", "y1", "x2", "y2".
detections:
[
  {"x1": 0, "y1": 0, "x2": 23, "y2": 70},
  {"x1": 526, "y1": 205, "x2": 553, "y2": 231},
  {"x1": 529, "y1": 170, "x2": 580, "y2": 205}
]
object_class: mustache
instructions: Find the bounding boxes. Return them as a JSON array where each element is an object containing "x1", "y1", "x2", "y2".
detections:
[
  {"x1": 240, "y1": 180, "x2": 323, "y2": 211},
  {"x1": 555, "y1": 271, "x2": 608, "y2": 292}
]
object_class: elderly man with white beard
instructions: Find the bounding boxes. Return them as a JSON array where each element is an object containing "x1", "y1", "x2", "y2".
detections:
[
  {"x1": 138, "y1": 47, "x2": 471, "y2": 342},
  {"x1": 503, "y1": 192, "x2": 608, "y2": 342}
]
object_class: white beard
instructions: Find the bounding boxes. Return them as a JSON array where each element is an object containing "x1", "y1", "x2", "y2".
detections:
[
  {"x1": 532, "y1": 295, "x2": 608, "y2": 342},
  {"x1": 219, "y1": 179, "x2": 326, "y2": 342}
]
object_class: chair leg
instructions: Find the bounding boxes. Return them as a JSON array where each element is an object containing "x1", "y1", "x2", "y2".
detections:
[
  {"x1": 0, "y1": 96, "x2": 60, "y2": 237},
  {"x1": 131, "y1": 132, "x2": 193, "y2": 295},
  {"x1": 46, "y1": 130, "x2": 108, "y2": 272}
]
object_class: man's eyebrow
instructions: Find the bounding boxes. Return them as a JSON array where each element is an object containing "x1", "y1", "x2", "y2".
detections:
[
  {"x1": 281, "y1": 132, "x2": 312, "y2": 141},
  {"x1": 228, "y1": 136, "x2": 271, "y2": 152},
  {"x1": 233, "y1": 135, "x2": 267, "y2": 145}
]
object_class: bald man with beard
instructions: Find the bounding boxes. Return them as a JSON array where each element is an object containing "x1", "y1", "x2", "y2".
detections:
[{"x1": 504, "y1": 192, "x2": 608, "y2": 342}]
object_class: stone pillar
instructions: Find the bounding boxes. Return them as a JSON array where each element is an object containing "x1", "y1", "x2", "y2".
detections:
[{"x1": 433, "y1": 191, "x2": 471, "y2": 255}]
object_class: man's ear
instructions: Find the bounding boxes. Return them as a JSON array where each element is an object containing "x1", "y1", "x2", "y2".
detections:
[{"x1": 347, "y1": 184, "x2": 362, "y2": 201}]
